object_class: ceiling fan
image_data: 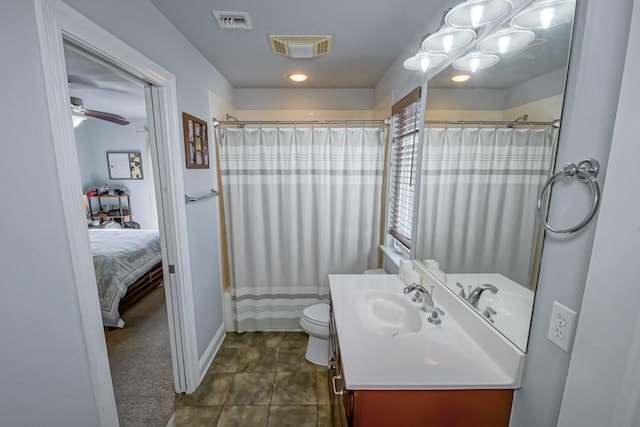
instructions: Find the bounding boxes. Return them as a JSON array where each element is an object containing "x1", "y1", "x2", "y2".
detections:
[{"x1": 70, "y1": 96, "x2": 130, "y2": 126}]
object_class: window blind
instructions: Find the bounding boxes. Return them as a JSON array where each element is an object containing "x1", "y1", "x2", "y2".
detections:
[{"x1": 388, "y1": 87, "x2": 421, "y2": 249}]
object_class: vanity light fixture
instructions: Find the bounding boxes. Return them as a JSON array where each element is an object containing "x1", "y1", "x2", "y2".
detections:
[
  {"x1": 452, "y1": 52, "x2": 500, "y2": 72},
  {"x1": 477, "y1": 28, "x2": 535, "y2": 54},
  {"x1": 451, "y1": 73, "x2": 472, "y2": 82},
  {"x1": 422, "y1": 28, "x2": 477, "y2": 54},
  {"x1": 445, "y1": 0, "x2": 513, "y2": 29},
  {"x1": 288, "y1": 72, "x2": 308, "y2": 82},
  {"x1": 511, "y1": 0, "x2": 575, "y2": 30},
  {"x1": 403, "y1": 51, "x2": 448, "y2": 72}
]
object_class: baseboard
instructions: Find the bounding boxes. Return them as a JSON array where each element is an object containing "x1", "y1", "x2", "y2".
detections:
[{"x1": 197, "y1": 323, "x2": 226, "y2": 384}]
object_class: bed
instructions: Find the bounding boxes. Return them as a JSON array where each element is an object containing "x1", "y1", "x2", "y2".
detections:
[{"x1": 89, "y1": 228, "x2": 163, "y2": 327}]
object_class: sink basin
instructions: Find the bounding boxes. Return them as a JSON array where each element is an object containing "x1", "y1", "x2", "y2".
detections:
[{"x1": 356, "y1": 290, "x2": 423, "y2": 337}]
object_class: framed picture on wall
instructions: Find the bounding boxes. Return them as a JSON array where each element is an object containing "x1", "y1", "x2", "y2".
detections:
[
  {"x1": 106, "y1": 151, "x2": 143, "y2": 179},
  {"x1": 182, "y1": 112, "x2": 209, "y2": 169}
]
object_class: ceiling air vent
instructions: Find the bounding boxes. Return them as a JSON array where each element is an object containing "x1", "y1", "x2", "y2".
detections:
[
  {"x1": 268, "y1": 35, "x2": 333, "y2": 58},
  {"x1": 212, "y1": 11, "x2": 253, "y2": 29}
]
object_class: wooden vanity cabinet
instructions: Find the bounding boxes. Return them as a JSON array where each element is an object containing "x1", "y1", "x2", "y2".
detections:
[{"x1": 328, "y1": 303, "x2": 514, "y2": 427}]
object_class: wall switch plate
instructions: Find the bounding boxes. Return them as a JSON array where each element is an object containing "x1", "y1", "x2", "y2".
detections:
[{"x1": 547, "y1": 301, "x2": 577, "y2": 352}]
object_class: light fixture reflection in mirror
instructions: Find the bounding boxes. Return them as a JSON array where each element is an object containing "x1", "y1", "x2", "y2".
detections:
[
  {"x1": 445, "y1": 0, "x2": 513, "y2": 29},
  {"x1": 477, "y1": 28, "x2": 535, "y2": 54},
  {"x1": 403, "y1": 52, "x2": 448, "y2": 72},
  {"x1": 412, "y1": 0, "x2": 576, "y2": 352},
  {"x1": 452, "y1": 52, "x2": 500, "y2": 72},
  {"x1": 511, "y1": 0, "x2": 575, "y2": 30},
  {"x1": 422, "y1": 28, "x2": 477, "y2": 54}
]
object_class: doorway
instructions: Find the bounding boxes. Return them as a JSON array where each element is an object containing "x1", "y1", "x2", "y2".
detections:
[
  {"x1": 35, "y1": 1, "x2": 204, "y2": 425},
  {"x1": 64, "y1": 43, "x2": 178, "y2": 425}
]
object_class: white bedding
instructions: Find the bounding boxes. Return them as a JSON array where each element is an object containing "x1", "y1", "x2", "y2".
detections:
[{"x1": 89, "y1": 229, "x2": 162, "y2": 327}]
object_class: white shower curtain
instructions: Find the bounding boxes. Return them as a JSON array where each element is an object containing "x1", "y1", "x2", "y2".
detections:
[
  {"x1": 219, "y1": 127, "x2": 385, "y2": 331},
  {"x1": 415, "y1": 127, "x2": 556, "y2": 287}
]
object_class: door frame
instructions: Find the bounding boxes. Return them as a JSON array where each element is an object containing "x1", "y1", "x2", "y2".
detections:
[{"x1": 34, "y1": 0, "x2": 201, "y2": 424}]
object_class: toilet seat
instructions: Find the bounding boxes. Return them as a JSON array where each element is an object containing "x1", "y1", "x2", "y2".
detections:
[{"x1": 302, "y1": 303, "x2": 329, "y2": 328}]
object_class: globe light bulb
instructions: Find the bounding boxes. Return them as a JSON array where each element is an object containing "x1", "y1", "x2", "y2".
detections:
[
  {"x1": 540, "y1": 7, "x2": 555, "y2": 29},
  {"x1": 442, "y1": 35, "x2": 454, "y2": 53},
  {"x1": 470, "y1": 4, "x2": 485, "y2": 27},
  {"x1": 470, "y1": 57, "x2": 480, "y2": 72},
  {"x1": 498, "y1": 36, "x2": 511, "y2": 54},
  {"x1": 420, "y1": 56, "x2": 431, "y2": 72}
]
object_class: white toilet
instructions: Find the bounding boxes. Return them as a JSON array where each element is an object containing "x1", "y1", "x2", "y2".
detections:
[{"x1": 299, "y1": 302, "x2": 330, "y2": 366}]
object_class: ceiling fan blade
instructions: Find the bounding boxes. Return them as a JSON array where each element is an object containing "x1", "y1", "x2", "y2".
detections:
[
  {"x1": 77, "y1": 108, "x2": 130, "y2": 126},
  {"x1": 70, "y1": 97, "x2": 130, "y2": 126}
]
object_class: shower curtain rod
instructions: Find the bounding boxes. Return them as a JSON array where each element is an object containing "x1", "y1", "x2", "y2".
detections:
[
  {"x1": 212, "y1": 118, "x2": 559, "y2": 127},
  {"x1": 424, "y1": 119, "x2": 560, "y2": 127},
  {"x1": 213, "y1": 119, "x2": 387, "y2": 127}
]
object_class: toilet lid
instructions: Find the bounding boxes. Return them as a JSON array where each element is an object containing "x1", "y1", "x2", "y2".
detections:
[{"x1": 302, "y1": 303, "x2": 329, "y2": 327}]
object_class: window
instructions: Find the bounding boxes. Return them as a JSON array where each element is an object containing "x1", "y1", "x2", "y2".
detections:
[{"x1": 388, "y1": 87, "x2": 421, "y2": 250}]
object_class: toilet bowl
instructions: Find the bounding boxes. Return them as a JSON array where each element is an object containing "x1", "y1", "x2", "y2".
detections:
[{"x1": 299, "y1": 302, "x2": 330, "y2": 366}]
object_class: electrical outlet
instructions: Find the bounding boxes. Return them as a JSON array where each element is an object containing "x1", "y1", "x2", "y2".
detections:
[{"x1": 547, "y1": 301, "x2": 577, "y2": 352}]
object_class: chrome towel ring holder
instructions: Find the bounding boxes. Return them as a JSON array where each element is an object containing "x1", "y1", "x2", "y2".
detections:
[{"x1": 536, "y1": 159, "x2": 601, "y2": 235}]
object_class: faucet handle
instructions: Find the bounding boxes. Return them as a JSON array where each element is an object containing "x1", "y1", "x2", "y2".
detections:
[
  {"x1": 427, "y1": 307, "x2": 445, "y2": 325},
  {"x1": 455, "y1": 282, "x2": 466, "y2": 298}
]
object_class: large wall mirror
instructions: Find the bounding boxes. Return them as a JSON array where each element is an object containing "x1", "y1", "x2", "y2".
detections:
[{"x1": 413, "y1": 0, "x2": 576, "y2": 352}]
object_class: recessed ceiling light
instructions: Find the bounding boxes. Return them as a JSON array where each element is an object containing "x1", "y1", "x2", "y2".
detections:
[
  {"x1": 289, "y1": 73, "x2": 308, "y2": 82},
  {"x1": 452, "y1": 74, "x2": 471, "y2": 82}
]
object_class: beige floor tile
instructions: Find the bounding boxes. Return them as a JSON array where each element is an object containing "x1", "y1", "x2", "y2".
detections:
[
  {"x1": 267, "y1": 406, "x2": 317, "y2": 427},
  {"x1": 216, "y1": 406, "x2": 269, "y2": 427},
  {"x1": 222, "y1": 332, "x2": 252, "y2": 348},
  {"x1": 166, "y1": 405, "x2": 222, "y2": 427},
  {"x1": 279, "y1": 332, "x2": 309, "y2": 349},
  {"x1": 179, "y1": 373, "x2": 234, "y2": 406},
  {"x1": 209, "y1": 347, "x2": 242, "y2": 373},
  {"x1": 247, "y1": 332, "x2": 284, "y2": 348},
  {"x1": 227, "y1": 372, "x2": 275, "y2": 406},
  {"x1": 317, "y1": 405, "x2": 332, "y2": 427},
  {"x1": 272, "y1": 372, "x2": 317, "y2": 405},
  {"x1": 237, "y1": 347, "x2": 279, "y2": 373},
  {"x1": 277, "y1": 346, "x2": 317, "y2": 372},
  {"x1": 315, "y1": 371, "x2": 330, "y2": 405}
]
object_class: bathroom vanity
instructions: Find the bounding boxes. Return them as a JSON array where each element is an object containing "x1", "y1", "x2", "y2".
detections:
[{"x1": 328, "y1": 274, "x2": 524, "y2": 427}]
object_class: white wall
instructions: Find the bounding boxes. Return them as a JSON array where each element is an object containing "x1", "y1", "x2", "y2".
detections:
[
  {"x1": 509, "y1": 0, "x2": 633, "y2": 425},
  {"x1": 75, "y1": 119, "x2": 157, "y2": 229},
  {"x1": 234, "y1": 88, "x2": 374, "y2": 110},
  {"x1": 0, "y1": 1, "x2": 100, "y2": 425},
  {"x1": 558, "y1": 0, "x2": 640, "y2": 424}
]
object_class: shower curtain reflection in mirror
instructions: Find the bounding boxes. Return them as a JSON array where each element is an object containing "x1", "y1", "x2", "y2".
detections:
[
  {"x1": 219, "y1": 126, "x2": 385, "y2": 331},
  {"x1": 415, "y1": 126, "x2": 557, "y2": 289}
]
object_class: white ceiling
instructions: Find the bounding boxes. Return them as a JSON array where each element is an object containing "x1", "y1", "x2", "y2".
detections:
[{"x1": 148, "y1": 0, "x2": 459, "y2": 88}]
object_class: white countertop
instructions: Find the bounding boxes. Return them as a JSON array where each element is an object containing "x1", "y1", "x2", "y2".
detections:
[{"x1": 329, "y1": 274, "x2": 518, "y2": 390}]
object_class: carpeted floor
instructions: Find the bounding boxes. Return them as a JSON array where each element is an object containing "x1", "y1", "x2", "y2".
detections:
[{"x1": 104, "y1": 286, "x2": 179, "y2": 426}]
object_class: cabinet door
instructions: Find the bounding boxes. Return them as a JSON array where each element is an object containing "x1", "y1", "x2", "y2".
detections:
[{"x1": 329, "y1": 306, "x2": 351, "y2": 427}]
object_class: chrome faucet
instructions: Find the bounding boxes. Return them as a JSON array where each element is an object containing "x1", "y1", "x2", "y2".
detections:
[
  {"x1": 403, "y1": 283, "x2": 434, "y2": 312},
  {"x1": 466, "y1": 283, "x2": 499, "y2": 308},
  {"x1": 403, "y1": 283, "x2": 445, "y2": 324}
]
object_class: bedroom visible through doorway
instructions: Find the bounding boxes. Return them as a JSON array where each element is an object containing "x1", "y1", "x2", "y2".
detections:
[{"x1": 64, "y1": 42, "x2": 178, "y2": 425}]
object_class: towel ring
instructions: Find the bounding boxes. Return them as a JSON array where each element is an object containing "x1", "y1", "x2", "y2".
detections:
[{"x1": 536, "y1": 159, "x2": 601, "y2": 235}]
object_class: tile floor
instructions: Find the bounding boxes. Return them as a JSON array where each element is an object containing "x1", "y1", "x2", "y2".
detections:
[{"x1": 166, "y1": 332, "x2": 331, "y2": 427}]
